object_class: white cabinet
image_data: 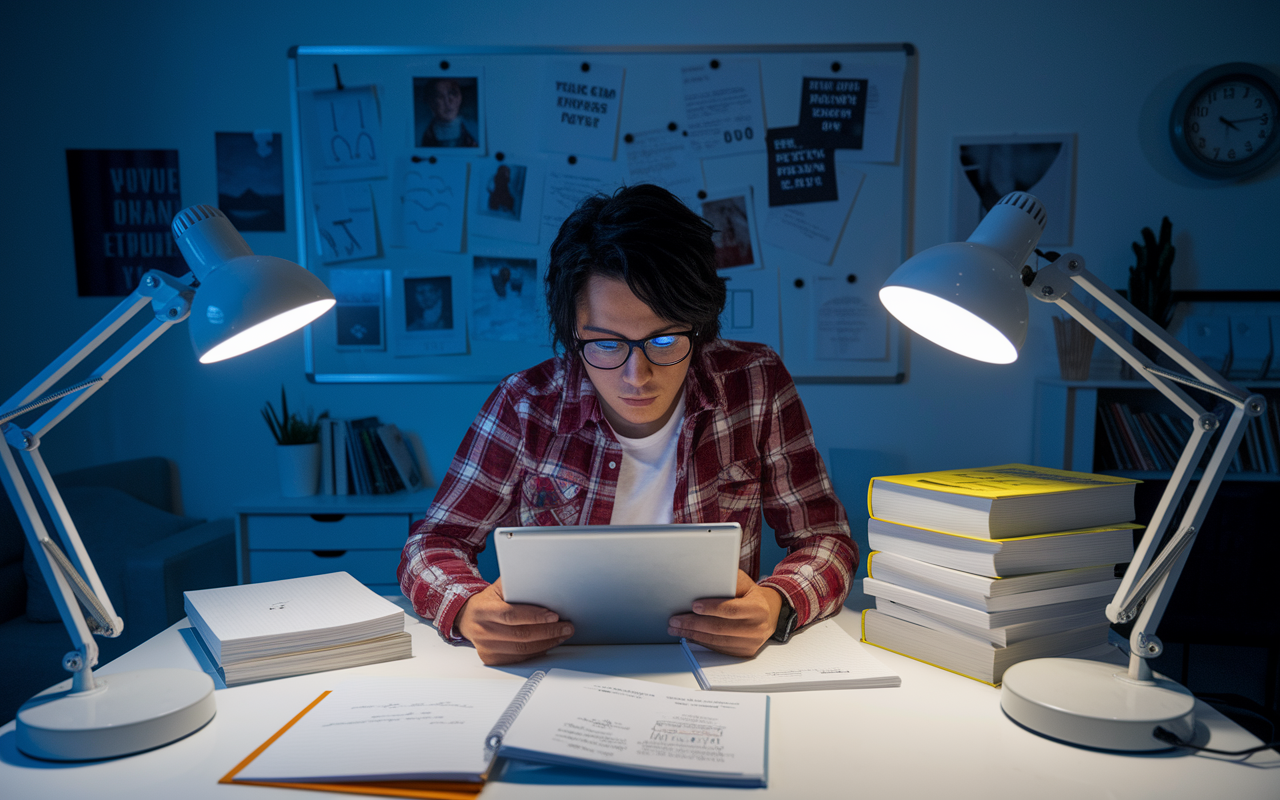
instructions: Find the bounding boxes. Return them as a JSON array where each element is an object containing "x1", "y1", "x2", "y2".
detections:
[{"x1": 236, "y1": 493, "x2": 431, "y2": 595}]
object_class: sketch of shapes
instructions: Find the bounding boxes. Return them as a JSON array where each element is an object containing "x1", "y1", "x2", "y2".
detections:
[
  {"x1": 406, "y1": 171, "x2": 454, "y2": 197},
  {"x1": 331, "y1": 131, "x2": 377, "y2": 164}
]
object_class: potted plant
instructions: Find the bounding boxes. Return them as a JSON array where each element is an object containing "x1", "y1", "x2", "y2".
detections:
[
  {"x1": 1126, "y1": 216, "x2": 1176, "y2": 367},
  {"x1": 262, "y1": 386, "x2": 326, "y2": 497}
]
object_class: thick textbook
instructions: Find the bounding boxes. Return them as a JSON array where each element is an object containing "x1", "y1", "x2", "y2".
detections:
[
  {"x1": 863, "y1": 577, "x2": 1110, "y2": 629},
  {"x1": 861, "y1": 608, "x2": 1113, "y2": 685},
  {"x1": 184, "y1": 572, "x2": 406, "y2": 665},
  {"x1": 867, "y1": 463, "x2": 1139, "y2": 539},
  {"x1": 867, "y1": 516, "x2": 1137, "y2": 577},
  {"x1": 680, "y1": 618, "x2": 900, "y2": 692},
  {"x1": 866, "y1": 551, "x2": 1120, "y2": 612},
  {"x1": 205, "y1": 632, "x2": 413, "y2": 687},
  {"x1": 222, "y1": 669, "x2": 768, "y2": 790},
  {"x1": 874, "y1": 598, "x2": 1110, "y2": 647}
]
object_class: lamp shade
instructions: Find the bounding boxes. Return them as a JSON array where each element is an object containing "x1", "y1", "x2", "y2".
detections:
[
  {"x1": 879, "y1": 192, "x2": 1047, "y2": 364},
  {"x1": 171, "y1": 205, "x2": 335, "y2": 364}
]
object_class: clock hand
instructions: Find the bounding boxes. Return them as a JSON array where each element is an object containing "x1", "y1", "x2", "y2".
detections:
[
  {"x1": 1225, "y1": 115, "x2": 1264, "y2": 124},
  {"x1": 1219, "y1": 116, "x2": 1241, "y2": 131}
]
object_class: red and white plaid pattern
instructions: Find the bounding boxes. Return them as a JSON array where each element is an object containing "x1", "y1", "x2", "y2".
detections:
[{"x1": 397, "y1": 339, "x2": 856, "y2": 640}]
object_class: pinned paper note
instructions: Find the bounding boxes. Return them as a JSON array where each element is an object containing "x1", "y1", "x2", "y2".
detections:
[
  {"x1": 623, "y1": 127, "x2": 704, "y2": 210},
  {"x1": 539, "y1": 161, "x2": 625, "y2": 247},
  {"x1": 312, "y1": 183, "x2": 379, "y2": 264},
  {"x1": 767, "y1": 127, "x2": 838, "y2": 207},
  {"x1": 300, "y1": 86, "x2": 386, "y2": 183},
  {"x1": 801, "y1": 59, "x2": 905, "y2": 163},
  {"x1": 681, "y1": 59, "x2": 767, "y2": 159},
  {"x1": 390, "y1": 156, "x2": 466, "y2": 252},
  {"x1": 539, "y1": 61, "x2": 625, "y2": 160},
  {"x1": 762, "y1": 156, "x2": 865, "y2": 265},
  {"x1": 469, "y1": 159, "x2": 545, "y2": 245},
  {"x1": 329, "y1": 268, "x2": 387, "y2": 351},
  {"x1": 812, "y1": 275, "x2": 888, "y2": 361}
]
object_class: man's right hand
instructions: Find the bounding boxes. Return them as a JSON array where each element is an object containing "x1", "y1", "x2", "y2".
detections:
[{"x1": 455, "y1": 578, "x2": 574, "y2": 665}]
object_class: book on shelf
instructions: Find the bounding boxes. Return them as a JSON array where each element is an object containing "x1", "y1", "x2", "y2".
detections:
[
  {"x1": 377, "y1": 423, "x2": 426, "y2": 492},
  {"x1": 866, "y1": 551, "x2": 1120, "y2": 613},
  {"x1": 866, "y1": 463, "x2": 1139, "y2": 539},
  {"x1": 319, "y1": 420, "x2": 334, "y2": 495},
  {"x1": 183, "y1": 572, "x2": 409, "y2": 683},
  {"x1": 873, "y1": 598, "x2": 1109, "y2": 647},
  {"x1": 221, "y1": 669, "x2": 768, "y2": 791},
  {"x1": 680, "y1": 618, "x2": 900, "y2": 692},
  {"x1": 867, "y1": 517, "x2": 1137, "y2": 577},
  {"x1": 862, "y1": 577, "x2": 1111, "y2": 630},
  {"x1": 860, "y1": 608, "x2": 1114, "y2": 686}
]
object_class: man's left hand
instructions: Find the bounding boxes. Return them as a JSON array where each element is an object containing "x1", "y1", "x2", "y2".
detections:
[{"x1": 668, "y1": 570, "x2": 784, "y2": 657}]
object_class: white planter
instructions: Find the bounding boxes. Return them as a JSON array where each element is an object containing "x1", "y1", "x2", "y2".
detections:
[{"x1": 276, "y1": 443, "x2": 321, "y2": 497}]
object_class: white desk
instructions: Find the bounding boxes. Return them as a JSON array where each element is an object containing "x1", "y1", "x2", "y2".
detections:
[{"x1": 3, "y1": 597, "x2": 1278, "y2": 800}]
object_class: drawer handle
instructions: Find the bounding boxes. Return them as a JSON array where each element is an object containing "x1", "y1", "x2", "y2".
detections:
[
  {"x1": 310, "y1": 514, "x2": 346, "y2": 523},
  {"x1": 312, "y1": 550, "x2": 348, "y2": 558}
]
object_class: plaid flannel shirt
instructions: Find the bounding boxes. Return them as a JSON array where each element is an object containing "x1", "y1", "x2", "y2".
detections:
[{"x1": 397, "y1": 339, "x2": 856, "y2": 641}]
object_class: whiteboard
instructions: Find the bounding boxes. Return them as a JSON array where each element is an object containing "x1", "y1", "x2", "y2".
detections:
[{"x1": 289, "y1": 44, "x2": 916, "y2": 384}]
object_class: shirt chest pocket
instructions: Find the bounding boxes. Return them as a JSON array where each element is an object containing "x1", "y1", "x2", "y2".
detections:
[
  {"x1": 716, "y1": 459, "x2": 762, "y2": 516},
  {"x1": 519, "y1": 474, "x2": 586, "y2": 527}
]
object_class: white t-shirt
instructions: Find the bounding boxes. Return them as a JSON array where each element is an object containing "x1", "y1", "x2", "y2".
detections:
[{"x1": 608, "y1": 393, "x2": 685, "y2": 525}]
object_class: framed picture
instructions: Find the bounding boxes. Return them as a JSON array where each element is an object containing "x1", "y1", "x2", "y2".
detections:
[{"x1": 951, "y1": 133, "x2": 1075, "y2": 247}]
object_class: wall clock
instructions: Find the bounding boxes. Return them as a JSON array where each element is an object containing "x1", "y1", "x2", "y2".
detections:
[{"x1": 1169, "y1": 62, "x2": 1280, "y2": 180}]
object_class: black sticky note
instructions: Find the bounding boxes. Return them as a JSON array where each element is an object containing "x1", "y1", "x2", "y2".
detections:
[
  {"x1": 766, "y1": 127, "x2": 838, "y2": 207},
  {"x1": 798, "y1": 76, "x2": 867, "y2": 150}
]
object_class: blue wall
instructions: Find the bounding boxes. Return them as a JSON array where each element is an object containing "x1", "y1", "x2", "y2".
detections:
[{"x1": 2, "y1": 0, "x2": 1278, "y2": 520}]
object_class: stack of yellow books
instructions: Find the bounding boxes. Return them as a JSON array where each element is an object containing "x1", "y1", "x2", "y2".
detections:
[{"x1": 858, "y1": 464, "x2": 1140, "y2": 685}]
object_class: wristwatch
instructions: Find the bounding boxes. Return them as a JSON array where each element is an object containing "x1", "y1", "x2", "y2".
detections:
[{"x1": 772, "y1": 598, "x2": 798, "y2": 643}]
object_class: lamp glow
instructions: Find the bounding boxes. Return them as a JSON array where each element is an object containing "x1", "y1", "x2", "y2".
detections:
[
  {"x1": 1, "y1": 204, "x2": 334, "y2": 760},
  {"x1": 879, "y1": 191, "x2": 1264, "y2": 753}
]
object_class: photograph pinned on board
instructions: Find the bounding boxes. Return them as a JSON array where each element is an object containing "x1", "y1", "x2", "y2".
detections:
[
  {"x1": 395, "y1": 269, "x2": 467, "y2": 356},
  {"x1": 701, "y1": 188, "x2": 762, "y2": 271},
  {"x1": 404, "y1": 275, "x2": 454, "y2": 332},
  {"x1": 472, "y1": 256, "x2": 541, "y2": 343},
  {"x1": 329, "y1": 268, "x2": 388, "y2": 351},
  {"x1": 390, "y1": 155, "x2": 467, "y2": 253},
  {"x1": 469, "y1": 160, "x2": 544, "y2": 245},
  {"x1": 951, "y1": 133, "x2": 1075, "y2": 247},
  {"x1": 216, "y1": 131, "x2": 285, "y2": 232},
  {"x1": 413, "y1": 75, "x2": 485, "y2": 152},
  {"x1": 299, "y1": 85, "x2": 386, "y2": 183}
]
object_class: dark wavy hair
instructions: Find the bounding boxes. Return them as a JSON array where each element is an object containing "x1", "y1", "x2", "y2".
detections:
[{"x1": 545, "y1": 184, "x2": 726, "y2": 356}]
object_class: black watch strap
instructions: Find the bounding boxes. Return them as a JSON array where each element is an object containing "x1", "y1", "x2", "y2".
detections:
[{"x1": 772, "y1": 598, "x2": 798, "y2": 643}]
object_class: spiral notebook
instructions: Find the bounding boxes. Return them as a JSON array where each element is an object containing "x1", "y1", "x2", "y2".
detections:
[{"x1": 221, "y1": 669, "x2": 768, "y2": 794}]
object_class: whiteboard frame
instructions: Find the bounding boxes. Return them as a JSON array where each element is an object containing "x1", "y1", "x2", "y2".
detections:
[{"x1": 290, "y1": 43, "x2": 916, "y2": 385}]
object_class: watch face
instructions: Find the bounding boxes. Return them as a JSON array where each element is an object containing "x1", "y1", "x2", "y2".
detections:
[{"x1": 1183, "y1": 76, "x2": 1275, "y2": 165}]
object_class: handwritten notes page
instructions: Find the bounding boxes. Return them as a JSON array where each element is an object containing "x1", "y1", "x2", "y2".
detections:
[
  {"x1": 682, "y1": 619, "x2": 900, "y2": 691},
  {"x1": 681, "y1": 59, "x2": 767, "y2": 159},
  {"x1": 498, "y1": 669, "x2": 767, "y2": 787},
  {"x1": 234, "y1": 677, "x2": 523, "y2": 783}
]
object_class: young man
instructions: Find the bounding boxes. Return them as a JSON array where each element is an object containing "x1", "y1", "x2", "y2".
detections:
[{"x1": 398, "y1": 184, "x2": 855, "y2": 665}]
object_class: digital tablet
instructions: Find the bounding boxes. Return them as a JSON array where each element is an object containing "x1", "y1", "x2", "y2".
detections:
[{"x1": 493, "y1": 523, "x2": 742, "y2": 645}]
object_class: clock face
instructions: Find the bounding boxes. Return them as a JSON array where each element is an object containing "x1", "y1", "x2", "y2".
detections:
[
  {"x1": 1170, "y1": 63, "x2": 1280, "y2": 179},
  {"x1": 1183, "y1": 76, "x2": 1275, "y2": 164}
]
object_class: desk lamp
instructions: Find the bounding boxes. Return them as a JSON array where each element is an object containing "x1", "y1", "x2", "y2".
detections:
[
  {"x1": 879, "y1": 192, "x2": 1264, "y2": 752},
  {"x1": 0, "y1": 205, "x2": 334, "y2": 760}
]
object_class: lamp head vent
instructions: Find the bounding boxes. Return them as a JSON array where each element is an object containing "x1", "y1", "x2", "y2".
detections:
[
  {"x1": 995, "y1": 191, "x2": 1047, "y2": 232},
  {"x1": 170, "y1": 204, "x2": 226, "y2": 241}
]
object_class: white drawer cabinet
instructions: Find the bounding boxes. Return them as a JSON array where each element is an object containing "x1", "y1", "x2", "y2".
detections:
[{"x1": 236, "y1": 493, "x2": 431, "y2": 595}]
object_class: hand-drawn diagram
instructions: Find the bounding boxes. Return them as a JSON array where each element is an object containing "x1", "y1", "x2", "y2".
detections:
[
  {"x1": 312, "y1": 182, "x2": 379, "y2": 264},
  {"x1": 391, "y1": 156, "x2": 467, "y2": 252},
  {"x1": 302, "y1": 85, "x2": 387, "y2": 183}
]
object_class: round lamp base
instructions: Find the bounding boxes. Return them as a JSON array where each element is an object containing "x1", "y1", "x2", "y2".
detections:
[
  {"x1": 16, "y1": 668, "x2": 216, "y2": 761},
  {"x1": 1001, "y1": 658, "x2": 1195, "y2": 752}
]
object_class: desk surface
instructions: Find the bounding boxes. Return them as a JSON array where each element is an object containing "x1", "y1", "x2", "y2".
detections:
[{"x1": 3, "y1": 595, "x2": 1278, "y2": 800}]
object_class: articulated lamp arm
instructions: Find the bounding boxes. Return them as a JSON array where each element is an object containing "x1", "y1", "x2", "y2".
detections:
[
  {"x1": 0, "y1": 270, "x2": 194, "y2": 691},
  {"x1": 1025, "y1": 254, "x2": 1264, "y2": 680}
]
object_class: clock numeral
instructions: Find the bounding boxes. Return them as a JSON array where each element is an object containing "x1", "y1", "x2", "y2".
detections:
[
  {"x1": 1245, "y1": 141, "x2": 1254, "y2": 153},
  {"x1": 1199, "y1": 137, "x2": 1207, "y2": 149},
  {"x1": 1262, "y1": 114, "x2": 1270, "y2": 126},
  {"x1": 1228, "y1": 149, "x2": 1237, "y2": 160},
  {"x1": 1196, "y1": 106, "x2": 1209, "y2": 117},
  {"x1": 1209, "y1": 90, "x2": 1218, "y2": 103},
  {"x1": 1191, "y1": 121, "x2": 1200, "y2": 133},
  {"x1": 1262, "y1": 129, "x2": 1269, "y2": 140},
  {"x1": 1213, "y1": 147, "x2": 1221, "y2": 159},
  {"x1": 1225, "y1": 87, "x2": 1236, "y2": 99}
]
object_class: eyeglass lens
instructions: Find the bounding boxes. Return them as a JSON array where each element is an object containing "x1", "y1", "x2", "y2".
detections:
[{"x1": 581, "y1": 334, "x2": 691, "y2": 369}]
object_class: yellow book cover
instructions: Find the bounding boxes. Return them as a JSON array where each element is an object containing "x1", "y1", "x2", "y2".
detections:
[{"x1": 866, "y1": 464, "x2": 1140, "y2": 539}]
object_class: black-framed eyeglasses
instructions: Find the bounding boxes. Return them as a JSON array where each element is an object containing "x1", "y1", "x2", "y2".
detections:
[{"x1": 576, "y1": 331, "x2": 696, "y2": 370}]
